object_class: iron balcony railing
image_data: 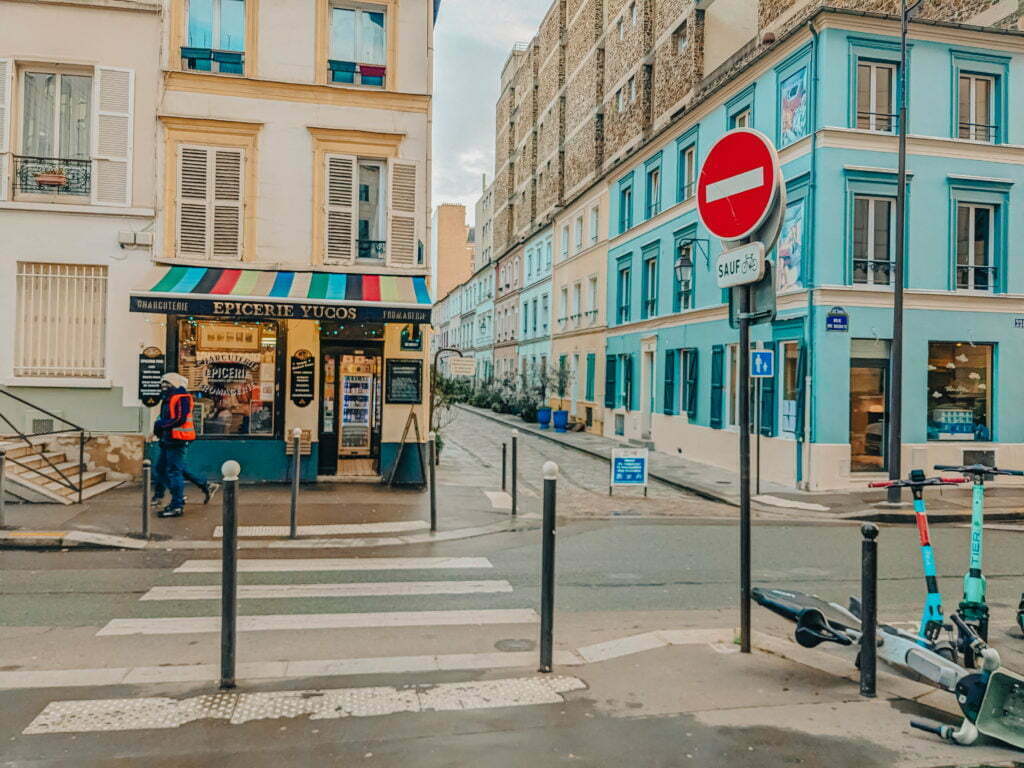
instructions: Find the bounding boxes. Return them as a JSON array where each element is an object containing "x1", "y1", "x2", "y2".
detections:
[
  {"x1": 14, "y1": 156, "x2": 91, "y2": 197},
  {"x1": 181, "y1": 47, "x2": 245, "y2": 75},
  {"x1": 856, "y1": 111, "x2": 896, "y2": 132},
  {"x1": 959, "y1": 122, "x2": 997, "y2": 143},
  {"x1": 357, "y1": 239, "x2": 387, "y2": 261}
]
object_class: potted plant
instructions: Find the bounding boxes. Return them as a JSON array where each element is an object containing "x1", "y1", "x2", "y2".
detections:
[
  {"x1": 551, "y1": 360, "x2": 573, "y2": 433},
  {"x1": 34, "y1": 167, "x2": 68, "y2": 187}
]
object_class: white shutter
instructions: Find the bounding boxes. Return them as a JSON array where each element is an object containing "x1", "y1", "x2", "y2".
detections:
[
  {"x1": 0, "y1": 58, "x2": 12, "y2": 202},
  {"x1": 177, "y1": 145, "x2": 210, "y2": 259},
  {"x1": 91, "y1": 66, "x2": 133, "y2": 206},
  {"x1": 325, "y1": 154, "x2": 356, "y2": 264},
  {"x1": 212, "y1": 148, "x2": 243, "y2": 260},
  {"x1": 387, "y1": 159, "x2": 419, "y2": 267}
]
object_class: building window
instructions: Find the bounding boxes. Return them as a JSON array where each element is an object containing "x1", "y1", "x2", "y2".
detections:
[
  {"x1": 184, "y1": 0, "x2": 246, "y2": 74},
  {"x1": 928, "y1": 342, "x2": 992, "y2": 441},
  {"x1": 678, "y1": 144, "x2": 696, "y2": 202},
  {"x1": 679, "y1": 348, "x2": 697, "y2": 419},
  {"x1": 852, "y1": 196, "x2": 893, "y2": 286},
  {"x1": 617, "y1": 17, "x2": 624, "y2": 40},
  {"x1": 673, "y1": 238, "x2": 693, "y2": 311},
  {"x1": 541, "y1": 293, "x2": 549, "y2": 331},
  {"x1": 779, "y1": 341, "x2": 799, "y2": 438},
  {"x1": 641, "y1": 253, "x2": 657, "y2": 318},
  {"x1": 559, "y1": 287, "x2": 568, "y2": 324},
  {"x1": 727, "y1": 344, "x2": 739, "y2": 428},
  {"x1": 616, "y1": 265, "x2": 631, "y2": 323},
  {"x1": 856, "y1": 61, "x2": 895, "y2": 132},
  {"x1": 177, "y1": 145, "x2": 244, "y2": 260},
  {"x1": 532, "y1": 298, "x2": 538, "y2": 333},
  {"x1": 176, "y1": 318, "x2": 279, "y2": 436},
  {"x1": 959, "y1": 73, "x2": 996, "y2": 142},
  {"x1": 645, "y1": 166, "x2": 661, "y2": 219},
  {"x1": 618, "y1": 183, "x2": 633, "y2": 233},
  {"x1": 329, "y1": 3, "x2": 387, "y2": 87},
  {"x1": 629, "y1": 2, "x2": 637, "y2": 25},
  {"x1": 731, "y1": 108, "x2": 750, "y2": 129},
  {"x1": 673, "y1": 21, "x2": 689, "y2": 54},
  {"x1": 15, "y1": 262, "x2": 107, "y2": 378},
  {"x1": 588, "y1": 276, "x2": 598, "y2": 320},
  {"x1": 956, "y1": 203, "x2": 995, "y2": 291},
  {"x1": 575, "y1": 215, "x2": 584, "y2": 249},
  {"x1": 561, "y1": 225, "x2": 569, "y2": 258},
  {"x1": 572, "y1": 282, "x2": 581, "y2": 323},
  {"x1": 628, "y1": 76, "x2": 637, "y2": 103},
  {"x1": 616, "y1": 88, "x2": 624, "y2": 112},
  {"x1": 590, "y1": 206, "x2": 599, "y2": 243}
]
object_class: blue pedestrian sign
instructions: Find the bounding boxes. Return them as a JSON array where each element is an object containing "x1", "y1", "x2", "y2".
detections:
[
  {"x1": 751, "y1": 349, "x2": 774, "y2": 378},
  {"x1": 610, "y1": 448, "x2": 649, "y2": 496}
]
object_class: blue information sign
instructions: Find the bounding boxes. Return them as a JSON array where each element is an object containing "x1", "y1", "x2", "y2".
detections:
[
  {"x1": 750, "y1": 349, "x2": 774, "y2": 378},
  {"x1": 611, "y1": 448, "x2": 648, "y2": 489}
]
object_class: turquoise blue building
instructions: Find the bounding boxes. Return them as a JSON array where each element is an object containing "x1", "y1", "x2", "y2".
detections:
[
  {"x1": 519, "y1": 226, "x2": 553, "y2": 383},
  {"x1": 604, "y1": 9, "x2": 1024, "y2": 490}
]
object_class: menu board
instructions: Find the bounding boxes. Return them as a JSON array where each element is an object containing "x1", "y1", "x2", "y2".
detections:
[
  {"x1": 290, "y1": 350, "x2": 315, "y2": 407},
  {"x1": 385, "y1": 359, "x2": 423, "y2": 404},
  {"x1": 138, "y1": 347, "x2": 165, "y2": 407}
]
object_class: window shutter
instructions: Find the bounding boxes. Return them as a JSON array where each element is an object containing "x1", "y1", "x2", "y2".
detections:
[
  {"x1": 794, "y1": 344, "x2": 807, "y2": 442},
  {"x1": 759, "y1": 341, "x2": 776, "y2": 437},
  {"x1": 92, "y1": 66, "x2": 134, "y2": 206},
  {"x1": 585, "y1": 353, "x2": 595, "y2": 401},
  {"x1": 177, "y1": 146, "x2": 209, "y2": 259},
  {"x1": 0, "y1": 58, "x2": 13, "y2": 201},
  {"x1": 623, "y1": 354, "x2": 634, "y2": 411},
  {"x1": 325, "y1": 154, "x2": 356, "y2": 264},
  {"x1": 663, "y1": 349, "x2": 676, "y2": 415},
  {"x1": 388, "y1": 159, "x2": 418, "y2": 266},
  {"x1": 604, "y1": 355, "x2": 616, "y2": 408},
  {"x1": 685, "y1": 349, "x2": 698, "y2": 420},
  {"x1": 212, "y1": 148, "x2": 243, "y2": 260},
  {"x1": 710, "y1": 344, "x2": 724, "y2": 429}
]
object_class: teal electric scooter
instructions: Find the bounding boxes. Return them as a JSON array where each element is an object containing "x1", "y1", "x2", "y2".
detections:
[{"x1": 936, "y1": 463, "x2": 1024, "y2": 652}]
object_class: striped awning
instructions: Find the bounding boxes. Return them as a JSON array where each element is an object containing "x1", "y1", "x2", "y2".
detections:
[{"x1": 129, "y1": 267, "x2": 432, "y2": 323}]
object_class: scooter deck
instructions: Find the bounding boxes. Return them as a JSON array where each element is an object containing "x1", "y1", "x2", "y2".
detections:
[{"x1": 753, "y1": 587, "x2": 862, "y2": 632}]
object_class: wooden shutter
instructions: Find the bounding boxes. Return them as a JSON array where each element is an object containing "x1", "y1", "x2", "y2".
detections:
[
  {"x1": 177, "y1": 146, "x2": 209, "y2": 259},
  {"x1": 92, "y1": 66, "x2": 134, "y2": 206},
  {"x1": 623, "y1": 354, "x2": 634, "y2": 412},
  {"x1": 0, "y1": 58, "x2": 12, "y2": 201},
  {"x1": 388, "y1": 159, "x2": 418, "y2": 266},
  {"x1": 325, "y1": 154, "x2": 356, "y2": 264},
  {"x1": 212, "y1": 148, "x2": 243, "y2": 259},
  {"x1": 759, "y1": 341, "x2": 776, "y2": 437},
  {"x1": 585, "y1": 353, "x2": 595, "y2": 402},
  {"x1": 604, "y1": 355, "x2": 616, "y2": 408},
  {"x1": 684, "y1": 349, "x2": 699, "y2": 420},
  {"x1": 663, "y1": 349, "x2": 676, "y2": 415},
  {"x1": 710, "y1": 344, "x2": 724, "y2": 429}
]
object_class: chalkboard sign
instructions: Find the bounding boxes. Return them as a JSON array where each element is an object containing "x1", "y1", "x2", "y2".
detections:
[
  {"x1": 138, "y1": 347, "x2": 165, "y2": 406},
  {"x1": 290, "y1": 349, "x2": 315, "y2": 407},
  {"x1": 385, "y1": 359, "x2": 423, "y2": 404}
]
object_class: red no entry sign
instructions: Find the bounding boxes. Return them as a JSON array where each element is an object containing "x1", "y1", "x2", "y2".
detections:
[{"x1": 697, "y1": 129, "x2": 781, "y2": 242}]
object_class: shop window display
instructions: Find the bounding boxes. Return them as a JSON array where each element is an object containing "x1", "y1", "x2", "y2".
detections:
[
  {"x1": 177, "y1": 319, "x2": 279, "y2": 436},
  {"x1": 927, "y1": 342, "x2": 992, "y2": 442}
]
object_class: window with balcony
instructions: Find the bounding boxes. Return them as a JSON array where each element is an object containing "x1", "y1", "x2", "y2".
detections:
[
  {"x1": 183, "y1": 0, "x2": 246, "y2": 74},
  {"x1": 618, "y1": 181, "x2": 633, "y2": 233},
  {"x1": 956, "y1": 203, "x2": 996, "y2": 291},
  {"x1": 590, "y1": 206, "x2": 599, "y2": 243},
  {"x1": 575, "y1": 215, "x2": 583, "y2": 250},
  {"x1": 852, "y1": 196, "x2": 893, "y2": 286},
  {"x1": 959, "y1": 73, "x2": 996, "y2": 142},
  {"x1": 616, "y1": 265, "x2": 631, "y2": 324},
  {"x1": 641, "y1": 250, "x2": 657, "y2": 319},
  {"x1": 856, "y1": 61, "x2": 895, "y2": 132},
  {"x1": 572, "y1": 282, "x2": 581, "y2": 324},
  {"x1": 559, "y1": 287, "x2": 568, "y2": 325},
  {"x1": 645, "y1": 166, "x2": 661, "y2": 219},
  {"x1": 561, "y1": 225, "x2": 569, "y2": 258},
  {"x1": 330, "y1": 3, "x2": 387, "y2": 88},
  {"x1": 588, "y1": 276, "x2": 598, "y2": 320}
]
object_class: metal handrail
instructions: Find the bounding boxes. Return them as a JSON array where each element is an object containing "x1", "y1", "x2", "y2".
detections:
[{"x1": 0, "y1": 388, "x2": 87, "y2": 502}]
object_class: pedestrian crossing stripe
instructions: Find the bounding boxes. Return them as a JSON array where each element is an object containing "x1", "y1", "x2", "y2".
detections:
[
  {"x1": 174, "y1": 556, "x2": 493, "y2": 573},
  {"x1": 141, "y1": 580, "x2": 514, "y2": 600}
]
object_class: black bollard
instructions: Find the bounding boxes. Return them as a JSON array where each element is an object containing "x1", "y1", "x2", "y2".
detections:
[
  {"x1": 539, "y1": 461, "x2": 558, "y2": 673},
  {"x1": 860, "y1": 523, "x2": 878, "y2": 698},
  {"x1": 511, "y1": 430, "x2": 518, "y2": 517},
  {"x1": 428, "y1": 431, "x2": 437, "y2": 532},
  {"x1": 289, "y1": 428, "x2": 301, "y2": 539},
  {"x1": 220, "y1": 460, "x2": 240, "y2": 690},
  {"x1": 141, "y1": 459, "x2": 151, "y2": 540},
  {"x1": 501, "y1": 442, "x2": 507, "y2": 491},
  {"x1": 0, "y1": 449, "x2": 7, "y2": 528}
]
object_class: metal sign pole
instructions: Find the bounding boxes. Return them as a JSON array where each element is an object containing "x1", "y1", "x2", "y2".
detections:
[
  {"x1": 756, "y1": 378, "x2": 762, "y2": 497},
  {"x1": 289, "y1": 428, "x2": 301, "y2": 539},
  {"x1": 739, "y1": 285, "x2": 752, "y2": 654}
]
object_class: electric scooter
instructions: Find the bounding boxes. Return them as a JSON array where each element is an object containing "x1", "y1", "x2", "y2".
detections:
[
  {"x1": 934, "y1": 463, "x2": 1024, "y2": 650},
  {"x1": 869, "y1": 470, "x2": 969, "y2": 661}
]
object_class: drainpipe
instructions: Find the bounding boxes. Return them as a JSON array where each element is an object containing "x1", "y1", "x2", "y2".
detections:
[{"x1": 800, "y1": 19, "x2": 819, "y2": 490}]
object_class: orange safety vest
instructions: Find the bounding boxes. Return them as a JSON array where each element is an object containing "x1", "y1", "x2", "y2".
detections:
[{"x1": 168, "y1": 393, "x2": 196, "y2": 441}]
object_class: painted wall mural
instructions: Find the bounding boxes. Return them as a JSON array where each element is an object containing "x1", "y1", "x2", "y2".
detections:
[{"x1": 780, "y1": 68, "x2": 808, "y2": 146}]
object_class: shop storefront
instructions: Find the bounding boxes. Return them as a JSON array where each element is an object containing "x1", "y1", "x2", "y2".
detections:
[{"x1": 130, "y1": 267, "x2": 431, "y2": 485}]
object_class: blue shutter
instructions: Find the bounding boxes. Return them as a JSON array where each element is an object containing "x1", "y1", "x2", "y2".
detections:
[
  {"x1": 710, "y1": 345, "x2": 724, "y2": 429},
  {"x1": 759, "y1": 341, "x2": 776, "y2": 437},
  {"x1": 623, "y1": 354, "x2": 634, "y2": 411},
  {"x1": 663, "y1": 349, "x2": 677, "y2": 415},
  {"x1": 585, "y1": 353, "x2": 596, "y2": 401},
  {"x1": 685, "y1": 349, "x2": 699, "y2": 420},
  {"x1": 604, "y1": 355, "x2": 616, "y2": 408}
]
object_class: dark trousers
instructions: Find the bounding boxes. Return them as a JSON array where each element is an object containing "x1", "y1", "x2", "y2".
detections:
[{"x1": 155, "y1": 442, "x2": 189, "y2": 509}]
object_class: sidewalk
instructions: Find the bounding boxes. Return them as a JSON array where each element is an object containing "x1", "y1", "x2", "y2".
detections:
[{"x1": 461, "y1": 404, "x2": 1024, "y2": 523}]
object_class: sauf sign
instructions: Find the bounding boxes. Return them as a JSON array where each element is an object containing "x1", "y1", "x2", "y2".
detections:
[{"x1": 715, "y1": 242, "x2": 766, "y2": 288}]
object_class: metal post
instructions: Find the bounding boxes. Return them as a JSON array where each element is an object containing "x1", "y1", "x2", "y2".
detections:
[
  {"x1": 78, "y1": 431, "x2": 85, "y2": 504},
  {"x1": 739, "y1": 286, "x2": 752, "y2": 653},
  {"x1": 887, "y1": 0, "x2": 918, "y2": 504},
  {"x1": 511, "y1": 429, "x2": 519, "y2": 517},
  {"x1": 860, "y1": 523, "x2": 879, "y2": 698},
  {"x1": 756, "y1": 378, "x2": 762, "y2": 497},
  {"x1": 428, "y1": 431, "x2": 437, "y2": 532},
  {"x1": 0, "y1": 450, "x2": 6, "y2": 528},
  {"x1": 141, "y1": 459, "x2": 151, "y2": 540},
  {"x1": 220, "y1": 460, "x2": 240, "y2": 690},
  {"x1": 289, "y1": 428, "x2": 301, "y2": 539},
  {"x1": 539, "y1": 461, "x2": 558, "y2": 673},
  {"x1": 501, "y1": 442, "x2": 507, "y2": 491}
]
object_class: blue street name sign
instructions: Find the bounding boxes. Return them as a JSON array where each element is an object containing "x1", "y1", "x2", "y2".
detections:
[
  {"x1": 750, "y1": 349, "x2": 774, "y2": 379},
  {"x1": 826, "y1": 306, "x2": 849, "y2": 332}
]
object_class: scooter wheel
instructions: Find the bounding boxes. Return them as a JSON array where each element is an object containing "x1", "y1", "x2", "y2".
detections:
[
  {"x1": 934, "y1": 642, "x2": 957, "y2": 664},
  {"x1": 1018, "y1": 611, "x2": 1024, "y2": 636}
]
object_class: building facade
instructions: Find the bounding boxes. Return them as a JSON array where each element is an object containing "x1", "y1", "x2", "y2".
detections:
[
  {"x1": 518, "y1": 227, "x2": 553, "y2": 384},
  {"x1": 493, "y1": 244, "x2": 523, "y2": 380}
]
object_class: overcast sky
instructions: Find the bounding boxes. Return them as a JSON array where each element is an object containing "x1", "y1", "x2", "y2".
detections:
[{"x1": 432, "y1": 0, "x2": 551, "y2": 225}]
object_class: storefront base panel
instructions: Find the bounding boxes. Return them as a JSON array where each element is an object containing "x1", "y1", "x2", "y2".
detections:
[
  {"x1": 379, "y1": 441, "x2": 427, "y2": 487},
  {"x1": 2, "y1": 386, "x2": 142, "y2": 434},
  {"x1": 146, "y1": 440, "x2": 320, "y2": 484}
]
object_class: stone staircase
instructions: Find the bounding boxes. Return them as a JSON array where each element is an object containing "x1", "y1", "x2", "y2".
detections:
[{"x1": 1, "y1": 436, "x2": 124, "y2": 505}]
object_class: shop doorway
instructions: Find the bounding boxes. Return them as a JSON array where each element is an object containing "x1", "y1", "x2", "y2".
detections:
[
  {"x1": 319, "y1": 345, "x2": 383, "y2": 476},
  {"x1": 850, "y1": 340, "x2": 890, "y2": 473}
]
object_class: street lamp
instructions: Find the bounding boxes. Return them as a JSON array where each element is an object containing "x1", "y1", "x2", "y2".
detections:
[
  {"x1": 887, "y1": 0, "x2": 923, "y2": 503},
  {"x1": 674, "y1": 243, "x2": 693, "y2": 294}
]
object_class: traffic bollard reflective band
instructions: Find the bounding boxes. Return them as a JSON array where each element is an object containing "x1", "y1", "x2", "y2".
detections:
[
  {"x1": 539, "y1": 461, "x2": 559, "y2": 673},
  {"x1": 220, "y1": 460, "x2": 240, "y2": 690},
  {"x1": 860, "y1": 523, "x2": 879, "y2": 698},
  {"x1": 290, "y1": 428, "x2": 301, "y2": 539},
  {"x1": 141, "y1": 459, "x2": 151, "y2": 540},
  {"x1": 428, "y1": 431, "x2": 437, "y2": 532}
]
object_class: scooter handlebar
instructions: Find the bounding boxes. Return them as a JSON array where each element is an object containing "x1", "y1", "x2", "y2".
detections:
[
  {"x1": 867, "y1": 477, "x2": 967, "y2": 488},
  {"x1": 867, "y1": 481, "x2": 893, "y2": 488}
]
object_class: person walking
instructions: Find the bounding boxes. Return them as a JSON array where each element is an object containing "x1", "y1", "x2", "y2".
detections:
[{"x1": 151, "y1": 373, "x2": 209, "y2": 518}]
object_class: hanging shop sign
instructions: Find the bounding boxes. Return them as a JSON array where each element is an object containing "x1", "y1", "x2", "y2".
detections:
[
  {"x1": 289, "y1": 349, "x2": 315, "y2": 407},
  {"x1": 400, "y1": 324, "x2": 423, "y2": 351},
  {"x1": 138, "y1": 347, "x2": 165, "y2": 407},
  {"x1": 448, "y1": 357, "x2": 477, "y2": 377},
  {"x1": 129, "y1": 296, "x2": 431, "y2": 324},
  {"x1": 826, "y1": 306, "x2": 849, "y2": 332},
  {"x1": 386, "y1": 359, "x2": 423, "y2": 404}
]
